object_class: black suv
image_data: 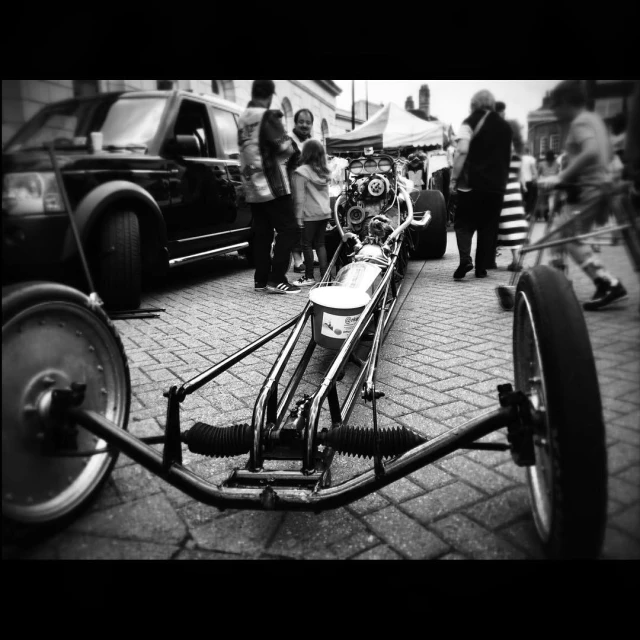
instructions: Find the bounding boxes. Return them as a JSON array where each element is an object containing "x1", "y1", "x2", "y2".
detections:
[{"x1": 2, "y1": 90, "x2": 252, "y2": 309}]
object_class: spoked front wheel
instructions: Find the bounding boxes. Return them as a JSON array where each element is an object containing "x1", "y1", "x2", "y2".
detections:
[
  {"x1": 513, "y1": 266, "x2": 607, "y2": 559},
  {"x1": 2, "y1": 282, "x2": 130, "y2": 543}
]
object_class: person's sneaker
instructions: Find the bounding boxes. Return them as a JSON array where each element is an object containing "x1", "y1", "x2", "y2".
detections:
[
  {"x1": 254, "y1": 282, "x2": 267, "y2": 292},
  {"x1": 475, "y1": 270, "x2": 488, "y2": 278},
  {"x1": 267, "y1": 280, "x2": 301, "y2": 294},
  {"x1": 453, "y1": 263, "x2": 473, "y2": 280},
  {"x1": 293, "y1": 264, "x2": 305, "y2": 274},
  {"x1": 583, "y1": 280, "x2": 628, "y2": 311},
  {"x1": 495, "y1": 285, "x2": 516, "y2": 311},
  {"x1": 549, "y1": 258, "x2": 568, "y2": 275},
  {"x1": 293, "y1": 276, "x2": 316, "y2": 287},
  {"x1": 588, "y1": 277, "x2": 609, "y2": 301}
]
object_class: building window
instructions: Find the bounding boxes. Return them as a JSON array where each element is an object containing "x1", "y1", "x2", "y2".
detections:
[
  {"x1": 550, "y1": 134, "x2": 560, "y2": 153},
  {"x1": 73, "y1": 80, "x2": 99, "y2": 98},
  {"x1": 321, "y1": 118, "x2": 329, "y2": 146},
  {"x1": 280, "y1": 98, "x2": 293, "y2": 134},
  {"x1": 156, "y1": 80, "x2": 174, "y2": 90},
  {"x1": 211, "y1": 81, "x2": 220, "y2": 95},
  {"x1": 595, "y1": 97, "x2": 624, "y2": 119},
  {"x1": 539, "y1": 136, "x2": 548, "y2": 155}
]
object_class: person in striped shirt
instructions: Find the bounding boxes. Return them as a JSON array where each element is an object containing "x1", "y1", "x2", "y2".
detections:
[{"x1": 497, "y1": 124, "x2": 529, "y2": 271}]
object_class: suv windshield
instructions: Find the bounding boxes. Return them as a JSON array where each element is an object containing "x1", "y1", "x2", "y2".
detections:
[{"x1": 4, "y1": 95, "x2": 168, "y2": 153}]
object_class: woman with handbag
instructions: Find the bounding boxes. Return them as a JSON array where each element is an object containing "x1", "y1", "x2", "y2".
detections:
[{"x1": 450, "y1": 90, "x2": 513, "y2": 280}]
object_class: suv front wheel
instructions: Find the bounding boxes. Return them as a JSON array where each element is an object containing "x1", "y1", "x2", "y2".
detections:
[{"x1": 96, "y1": 210, "x2": 142, "y2": 311}]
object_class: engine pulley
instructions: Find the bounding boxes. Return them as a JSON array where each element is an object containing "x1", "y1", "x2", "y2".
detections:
[
  {"x1": 347, "y1": 206, "x2": 365, "y2": 227},
  {"x1": 367, "y1": 177, "x2": 386, "y2": 197}
]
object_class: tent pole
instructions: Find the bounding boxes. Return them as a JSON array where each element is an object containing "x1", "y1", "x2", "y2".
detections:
[{"x1": 352, "y1": 80, "x2": 355, "y2": 130}]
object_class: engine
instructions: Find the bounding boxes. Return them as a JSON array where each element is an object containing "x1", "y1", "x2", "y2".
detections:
[{"x1": 337, "y1": 154, "x2": 402, "y2": 239}]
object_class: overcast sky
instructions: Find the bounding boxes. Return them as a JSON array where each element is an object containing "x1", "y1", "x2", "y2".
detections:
[{"x1": 333, "y1": 80, "x2": 563, "y2": 134}]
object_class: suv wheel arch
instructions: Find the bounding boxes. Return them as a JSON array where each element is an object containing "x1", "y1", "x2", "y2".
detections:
[{"x1": 61, "y1": 181, "x2": 168, "y2": 272}]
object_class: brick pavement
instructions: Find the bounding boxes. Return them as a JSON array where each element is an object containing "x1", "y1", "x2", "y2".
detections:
[{"x1": 4, "y1": 224, "x2": 639, "y2": 560}]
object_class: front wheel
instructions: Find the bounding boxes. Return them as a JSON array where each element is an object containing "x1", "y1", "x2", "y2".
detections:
[
  {"x1": 96, "y1": 210, "x2": 142, "y2": 311},
  {"x1": 2, "y1": 282, "x2": 130, "y2": 543},
  {"x1": 410, "y1": 189, "x2": 447, "y2": 259},
  {"x1": 513, "y1": 266, "x2": 607, "y2": 559}
]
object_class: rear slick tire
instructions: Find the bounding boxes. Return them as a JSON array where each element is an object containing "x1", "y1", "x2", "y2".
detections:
[
  {"x1": 410, "y1": 189, "x2": 447, "y2": 259},
  {"x1": 513, "y1": 266, "x2": 607, "y2": 559}
]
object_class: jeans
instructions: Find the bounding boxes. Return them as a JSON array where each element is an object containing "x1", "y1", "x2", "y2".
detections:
[
  {"x1": 301, "y1": 219, "x2": 328, "y2": 279},
  {"x1": 454, "y1": 189, "x2": 504, "y2": 271},
  {"x1": 250, "y1": 195, "x2": 299, "y2": 285}
]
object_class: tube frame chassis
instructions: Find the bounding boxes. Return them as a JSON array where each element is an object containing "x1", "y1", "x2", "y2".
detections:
[
  {"x1": 2, "y1": 154, "x2": 535, "y2": 520},
  {"x1": 52, "y1": 181, "x2": 527, "y2": 514}
]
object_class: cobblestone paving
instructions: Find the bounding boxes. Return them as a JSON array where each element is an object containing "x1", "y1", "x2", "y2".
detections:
[{"x1": 5, "y1": 224, "x2": 639, "y2": 560}]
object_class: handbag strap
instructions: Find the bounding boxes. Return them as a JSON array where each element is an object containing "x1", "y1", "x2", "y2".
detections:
[{"x1": 473, "y1": 110, "x2": 491, "y2": 137}]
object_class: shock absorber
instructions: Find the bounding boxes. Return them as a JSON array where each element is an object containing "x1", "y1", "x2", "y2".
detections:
[
  {"x1": 181, "y1": 422, "x2": 426, "y2": 460},
  {"x1": 319, "y1": 425, "x2": 426, "y2": 459},
  {"x1": 181, "y1": 422, "x2": 253, "y2": 458}
]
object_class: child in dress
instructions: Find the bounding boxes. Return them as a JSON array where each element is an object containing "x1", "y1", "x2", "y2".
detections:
[{"x1": 292, "y1": 139, "x2": 332, "y2": 286}]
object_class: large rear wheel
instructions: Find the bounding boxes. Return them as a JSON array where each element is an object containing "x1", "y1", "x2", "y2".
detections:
[
  {"x1": 513, "y1": 266, "x2": 607, "y2": 558},
  {"x1": 410, "y1": 189, "x2": 447, "y2": 259},
  {"x1": 2, "y1": 282, "x2": 130, "y2": 543}
]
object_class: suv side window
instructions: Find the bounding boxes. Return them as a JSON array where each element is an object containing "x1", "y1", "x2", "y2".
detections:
[
  {"x1": 210, "y1": 107, "x2": 239, "y2": 159},
  {"x1": 173, "y1": 100, "x2": 217, "y2": 158}
]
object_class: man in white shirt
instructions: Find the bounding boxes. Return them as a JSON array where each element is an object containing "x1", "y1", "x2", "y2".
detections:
[{"x1": 520, "y1": 145, "x2": 538, "y2": 217}]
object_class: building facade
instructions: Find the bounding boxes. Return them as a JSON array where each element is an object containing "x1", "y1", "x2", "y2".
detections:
[
  {"x1": 2, "y1": 79, "x2": 343, "y2": 146},
  {"x1": 404, "y1": 84, "x2": 439, "y2": 122},
  {"x1": 334, "y1": 100, "x2": 384, "y2": 133}
]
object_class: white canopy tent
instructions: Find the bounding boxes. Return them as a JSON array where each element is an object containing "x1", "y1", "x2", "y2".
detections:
[{"x1": 327, "y1": 102, "x2": 446, "y2": 153}]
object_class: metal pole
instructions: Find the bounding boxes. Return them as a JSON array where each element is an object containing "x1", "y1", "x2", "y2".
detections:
[
  {"x1": 352, "y1": 80, "x2": 355, "y2": 130},
  {"x1": 366, "y1": 81, "x2": 368, "y2": 120},
  {"x1": 47, "y1": 143, "x2": 99, "y2": 299}
]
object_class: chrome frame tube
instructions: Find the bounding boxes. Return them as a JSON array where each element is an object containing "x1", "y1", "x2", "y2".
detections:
[
  {"x1": 69, "y1": 404, "x2": 515, "y2": 511},
  {"x1": 520, "y1": 223, "x2": 631, "y2": 254},
  {"x1": 303, "y1": 251, "x2": 399, "y2": 471},
  {"x1": 250, "y1": 304, "x2": 314, "y2": 470},
  {"x1": 178, "y1": 313, "x2": 302, "y2": 399}
]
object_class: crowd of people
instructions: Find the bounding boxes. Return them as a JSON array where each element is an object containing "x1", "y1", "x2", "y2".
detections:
[
  {"x1": 237, "y1": 79, "x2": 632, "y2": 311},
  {"x1": 448, "y1": 81, "x2": 629, "y2": 310},
  {"x1": 237, "y1": 80, "x2": 336, "y2": 294}
]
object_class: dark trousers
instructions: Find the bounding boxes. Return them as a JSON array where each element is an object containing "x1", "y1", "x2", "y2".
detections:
[
  {"x1": 454, "y1": 190, "x2": 504, "y2": 272},
  {"x1": 524, "y1": 181, "x2": 537, "y2": 216},
  {"x1": 301, "y1": 219, "x2": 328, "y2": 279},
  {"x1": 251, "y1": 195, "x2": 299, "y2": 285}
]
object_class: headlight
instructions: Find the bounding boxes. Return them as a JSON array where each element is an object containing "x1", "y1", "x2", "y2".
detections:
[
  {"x1": 2, "y1": 172, "x2": 64, "y2": 214},
  {"x1": 377, "y1": 157, "x2": 393, "y2": 173}
]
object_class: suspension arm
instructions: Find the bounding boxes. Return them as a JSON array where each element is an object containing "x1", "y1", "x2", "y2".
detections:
[{"x1": 68, "y1": 404, "x2": 516, "y2": 511}]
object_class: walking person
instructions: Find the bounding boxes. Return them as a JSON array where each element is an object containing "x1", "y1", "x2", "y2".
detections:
[
  {"x1": 450, "y1": 90, "x2": 513, "y2": 280},
  {"x1": 520, "y1": 145, "x2": 538, "y2": 218},
  {"x1": 291, "y1": 139, "x2": 332, "y2": 287},
  {"x1": 237, "y1": 79, "x2": 300, "y2": 294},
  {"x1": 497, "y1": 128, "x2": 529, "y2": 271},
  {"x1": 537, "y1": 150, "x2": 560, "y2": 220},
  {"x1": 538, "y1": 79, "x2": 627, "y2": 310}
]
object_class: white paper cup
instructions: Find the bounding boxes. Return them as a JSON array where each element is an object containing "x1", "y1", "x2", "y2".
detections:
[{"x1": 90, "y1": 132, "x2": 103, "y2": 152}]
